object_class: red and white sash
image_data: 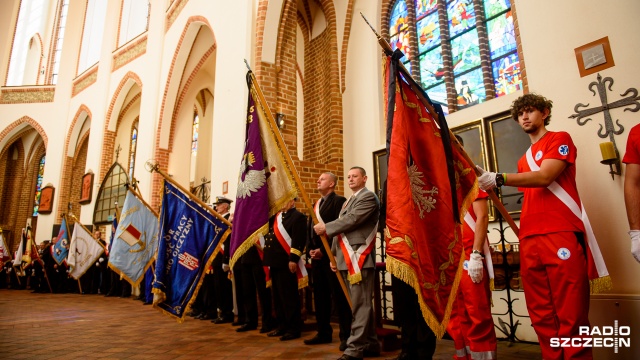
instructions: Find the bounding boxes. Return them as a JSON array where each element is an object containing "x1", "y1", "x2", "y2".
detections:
[
  {"x1": 463, "y1": 212, "x2": 495, "y2": 282},
  {"x1": 314, "y1": 199, "x2": 324, "y2": 223},
  {"x1": 274, "y1": 212, "x2": 308, "y2": 289},
  {"x1": 255, "y1": 235, "x2": 271, "y2": 288},
  {"x1": 338, "y1": 223, "x2": 378, "y2": 285},
  {"x1": 526, "y1": 148, "x2": 611, "y2": 293}
]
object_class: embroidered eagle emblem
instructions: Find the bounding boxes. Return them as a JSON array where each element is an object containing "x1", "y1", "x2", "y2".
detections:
[{"x1": 236, "y1": 152, "x2": 266, "y2": 199}]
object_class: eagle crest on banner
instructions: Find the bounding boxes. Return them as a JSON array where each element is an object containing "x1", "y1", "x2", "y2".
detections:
[{"x1": 237, "y1": 151, "x2": 266, "y2": 199}]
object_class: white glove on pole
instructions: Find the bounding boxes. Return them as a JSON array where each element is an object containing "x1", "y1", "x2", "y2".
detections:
[
  {"x1": 476, "y1": 166, "x2": 497, "y2": 191},
  {"x1": 222, "y1": 263, "x2": 230, "y2": 272},
  {"x1": 468, "y1": 253, "x2": 484, "y2": 283},
  {"x1": 630, "y1": 230, "x2": 640, "y2": 263}
]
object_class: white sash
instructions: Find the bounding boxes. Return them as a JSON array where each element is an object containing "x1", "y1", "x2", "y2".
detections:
[
  {"x1": 463, "y1": 212, "x2": 495, "y2": 280},
  {"x1": 338, "y1": 222, "x2": 378, "y2": 284},
  {"x1": 275, "y1": 213, "x2": 308, "y2": 279},
  {"x1": 314, "y1": 199, "x2": 324, "y2": 223},
  {"x1": 525, "y1": 148, "x2": 609, "y2": 278}
]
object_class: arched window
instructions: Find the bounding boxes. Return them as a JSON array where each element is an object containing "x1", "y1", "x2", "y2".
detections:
[
  {"x1": 78, "y1": 0, "x2": 108, "y2": 74},
  {"x1": 117, "y1": 0, "x2": 150, "y2": 47},
  {"x1": 51, "y1": 0, "x2": 69, "y2": 84},
  {"x1": 33, "y1": 155, "x2": 46, "y2": 216},
  {"x1": 191, "y1": 111, "x2": 199, "y2": 155},
  {"x1": 128, "y1": 120, "x2": 138, "y2": 180},
  {"x1": 93, "y1": 162, "x2": 129, "y2": 225},
  {"x1": 389, "y1": 0, "x2": 521, "y2": 112},
  {"x1": 6, "y1": 0, "x2": 49, "y2": 85}
]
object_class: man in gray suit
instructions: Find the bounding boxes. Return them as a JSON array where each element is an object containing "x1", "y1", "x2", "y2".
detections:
[{"x1": 314, "y1": 166, "x2": 380, "y2": 360}]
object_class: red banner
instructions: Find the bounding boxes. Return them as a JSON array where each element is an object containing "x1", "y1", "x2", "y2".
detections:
[{"x1": 384, "y1": 57, "x2": 478, "y2": 338}]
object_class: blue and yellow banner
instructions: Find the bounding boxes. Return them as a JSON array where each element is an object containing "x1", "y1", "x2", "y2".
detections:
[
  {"x1": 109, "y1": 190, "x2": 159, "y2": 287},
  {"x1": 51, "y1": 215, "x2": 70, "y2": 265},
  {"x1": 153, "y1": 180, "x2": 231, "y2": 321}
]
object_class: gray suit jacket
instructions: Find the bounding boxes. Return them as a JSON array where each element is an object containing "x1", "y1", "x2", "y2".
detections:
[{"x1": 326, "y1": 187, "x2": 379, "y2": 271}]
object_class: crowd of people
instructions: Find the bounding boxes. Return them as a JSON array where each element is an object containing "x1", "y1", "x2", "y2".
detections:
[{"x1": 2, "y1": 93, "x2": 639, "y2": 360}]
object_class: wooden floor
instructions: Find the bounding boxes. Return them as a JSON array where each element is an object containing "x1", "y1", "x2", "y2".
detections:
[{"x1": 0, "y1": 289, "x2": 541, "y2": 359}]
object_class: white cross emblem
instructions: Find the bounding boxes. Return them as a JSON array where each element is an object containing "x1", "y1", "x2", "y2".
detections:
[
  {"x1": 557, "y1": 247, "x2": 571, "y2": 260},
  {"x1": 535, "y1": 150, "x2": 543, "y2": 161},
  {"x1": 558, "y1": 145, "x2": 569, "y2": 156}
]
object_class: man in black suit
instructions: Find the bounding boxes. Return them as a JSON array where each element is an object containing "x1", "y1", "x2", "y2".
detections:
[
  {"x1": 211, "y1": 196, "x2": 235, "y2": 324},
  {"x1": 304, "y1": 172, "x2": 352, "y2": 350},
  {"x1": 237, "y1": 240, "x2": 275, "y2": 333},
  {"x1": 264, "y1": 198, "x2": 307, "y2": 341}
]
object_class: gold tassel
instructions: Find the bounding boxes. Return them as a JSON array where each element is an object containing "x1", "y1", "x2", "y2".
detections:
[
  {"x1": 590, "y1": 275, "x2": 613, "y2": 294},
  {"x1": 298, "y1": 276, "x2": 309, "y2": 289},
  {"x1": 229, "y1": 224, "x2": 268, "y2": 269},
  {"x1": 347, "y1": 272, "x2": 363, "y2": 285}
]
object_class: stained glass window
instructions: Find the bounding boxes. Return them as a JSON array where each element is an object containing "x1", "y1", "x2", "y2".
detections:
[
  {"x1": 33, "y1": 155, "x2": 46, "y2": 216},
  {"x1": 389, "y1": 0, "x2": 522, "y2": 111},
  {"x1": 191, "y1": 113, "x2": 199, "y2": 154},
  {"x1": 93, "y1": 163, "x2": 128, "y2": 224},
  {"x1": 128, "y1": 121, "x2": 138, "y2": 180}
]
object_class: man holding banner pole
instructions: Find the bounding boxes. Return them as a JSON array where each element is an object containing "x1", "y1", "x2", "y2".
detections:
[
  {"x1": 314, "y1": 166, "x2": 380, "y2": 360},
  {"x1": 477, "y1": 93, "x2": 611, "y2": 359}
]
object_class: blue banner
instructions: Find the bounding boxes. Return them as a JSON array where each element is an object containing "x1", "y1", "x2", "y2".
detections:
[
  {"x1": 109, "y1": 191, "x2": 159, "y2": 287},
  {"x1": 51, "y1": 216, "x2": 70, "y2": 265},
  {"x1": 153, "y1": 180, "x2": 231, "y2": 321}
]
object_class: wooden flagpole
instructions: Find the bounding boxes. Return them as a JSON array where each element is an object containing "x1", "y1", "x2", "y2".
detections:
[
  {"x1": 360, "y1": 13, "x2": 519, "y2": 237},
  {"x1": 146, "y1": 165, "x2": 232, "y2": 228},
  {"x1": 245, "y1": 65, "x2": 352, "y2": 309}
]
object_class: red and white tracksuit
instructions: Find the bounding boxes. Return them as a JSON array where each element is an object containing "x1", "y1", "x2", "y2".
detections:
[{"x1": 447, "y1": 191, "x2": 497, "y2": 360}]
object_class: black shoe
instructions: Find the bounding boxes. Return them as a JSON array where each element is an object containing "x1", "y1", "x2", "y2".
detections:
[
  {"x1": 267, "y1": 329, "x2": 286, "y2": 337},
  {"x1": 194, "y1": 313, "x2": 205, "y2": 320},
  {"x1": 337, "y1": 355, "x2": 362, "y2": 360},
  {"x1": 279, "y1": 333, "x2": 300, "y2": 341},
  {"x1": 236, "y1": 324, "x2": 257, "y2": 332},
  {"x1": 304, "y1": 334, "x2": 332, "y2": 345},
  {"x1": 363, "y1": 349, "x2": 380, "y2": 357},
  {"x1": 339, "y1": 341, "x2": 348, "y2": 351},
  {"x1": 259, "y1": 327, "x2": 273, "y2": 334},
  {"x1": 387, "y1": 352, "x2": 414, "y2": 360},
  {"x1": 199, "y1": 314, "x2": 214, "y2": 320},
  {"x1": 212, "y1": 317, "x2": 233, "y2": 324},
  {"x1": 231, "y1": 320, "x2": 245, "y2": 326}
]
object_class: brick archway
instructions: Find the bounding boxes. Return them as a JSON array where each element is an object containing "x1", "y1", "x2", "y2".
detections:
[{"x1": 151, "y1": 16, "x2": 216, "y2": 207}]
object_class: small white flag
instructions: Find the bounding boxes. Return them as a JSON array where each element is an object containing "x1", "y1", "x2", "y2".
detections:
[{"x1": 68, "y1": 224, "x2": 104, "y2": 280}]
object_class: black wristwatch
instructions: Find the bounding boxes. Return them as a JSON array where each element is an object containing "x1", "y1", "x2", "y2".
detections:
[
  {"x1": 495, "y1": 173, "x2": 505, "y2": 187},
  {"x1": 472, "y1": 249, "x2": 484, "y2": 258}
]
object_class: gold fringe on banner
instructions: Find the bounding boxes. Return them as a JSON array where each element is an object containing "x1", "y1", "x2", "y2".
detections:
[{"x1": 386, "y1": 253, "x2": 464, "y2": 339}]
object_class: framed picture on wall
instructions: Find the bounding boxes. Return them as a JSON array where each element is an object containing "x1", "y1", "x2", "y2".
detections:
[
  {"x1": 222, "y1": 181, "x2": 228, "y2": 195},
  {"x1": 574, "y1": 36, "x2": 615, "y2": 77},
  {"x1": 372, "y1": 148, "x2": 388, "y2": 198},
  {"x1": 39, "y1": 185, "x2": 55, "y2": 214},
  {"x1": 79, "y1": 172, "x2": 94, "y2": 204}
]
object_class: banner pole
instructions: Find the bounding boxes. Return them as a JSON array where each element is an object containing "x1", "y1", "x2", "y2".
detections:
[
  {"x1": 247, "y1": 70, "x2": 352, "y2": 309},
  {"x1": 360, "y1": 13, "x2": 519, "y2": 237}
]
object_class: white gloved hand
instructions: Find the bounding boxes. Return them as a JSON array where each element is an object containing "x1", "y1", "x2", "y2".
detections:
[
  {"x1": 630, "y1": 230, "x2": 640, "y2": 263},
  {"x1": 99, "y1": 257, "x2": 104, "y2": 263},
  {"x1": 468, "y1": 253, "x2": 484, "y2": 283},
  {"x1": 476, "y1": 166, "x2": 497, "y2": 191},
  {"x1": 222, "y1": 263, "x2": 230, "y2": 272}
]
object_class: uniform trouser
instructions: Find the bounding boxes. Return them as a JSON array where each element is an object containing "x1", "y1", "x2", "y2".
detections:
[
  {"x1": 271, "y1": 267, "x2": 301, "y2": 335},
  {"x1": 447, "y1": 260, "x2": 497, "y2": 360},
  {"x1": 241, "y1": 262, "x2": 273, "y2": 328},
  {"x1": 341, "y1": 268, "x2": 379, "y2": 358},
  {"x1": 213, "y1": 268, "x2": 233, "y2": 319},
  {"x1": 520, "y1": 232, "x2": 591, "y2": 360},
  {"x1": 392, "y1": 275, "x2": 436, "y2": 359},
  {"x1": 200, "y1": 272, "x2": 217, "y2": 317},
  {"x1": 311, "y1": 260, "x2": 352, "y2": 340}
]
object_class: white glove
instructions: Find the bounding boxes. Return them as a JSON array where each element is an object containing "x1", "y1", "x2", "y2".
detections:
[
  {"x1": 95, "y1": 262, "x2": 100, "y2": 267},
  {"x1": 222, "y1": 263, "x2": 230, "y2": 272},
  {"x1": 630, "y1": 230, "x2": 640, "y2": 263},
  {"x1": 476, "y1": 166, "x2": 497, "y2": 191},
  {"x1": 468, "y1": 253, "x2": 484, "y2": 283},
  {"x1": 99, "y1": 258, "x2": 104, "y2": 263}
]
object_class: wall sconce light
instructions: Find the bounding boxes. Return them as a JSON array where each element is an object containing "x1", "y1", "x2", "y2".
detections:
[
  {"x1": 599, "y1": 141, "x2": 621, "y2": 180},
  {"x1": 276, "y1": 113, "x2": 285, "y2": 129}
]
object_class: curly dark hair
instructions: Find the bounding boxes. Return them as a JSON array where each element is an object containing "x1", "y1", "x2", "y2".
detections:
[{"x1": 510, "y1": 93, "x2": 553, "y2": 126}]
